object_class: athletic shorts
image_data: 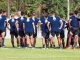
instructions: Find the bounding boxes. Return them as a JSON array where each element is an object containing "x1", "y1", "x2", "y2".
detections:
[
  {"x1": 51, "y1": 31, "x2": 60, "y2": 37},
  {"x1": 70, "y1": 27, "x2": 78, "y2": 35},
  {"x1": 19, "y1": 30, "x2": 25, "y2": 37},
  {"x1": 25, "y1": 32, "x2": 33, "y2": 36},
  {"x1": 60, "y1": 30, "x2": 65, "y2": 39},
  {"x1": 42, "y1": 32, "x2": 49, "y2": 39},
  {"x1": 10, "y1": 31, "x2": 18, "y2": 38}
]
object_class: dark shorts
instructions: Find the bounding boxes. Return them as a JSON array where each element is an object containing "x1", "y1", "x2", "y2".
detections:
[
  {"x1": 26, "y1": 32, "x2": 33, "y2": 36},
  {"x1": 10, "y1": 31, "x2": 18, "y2": 38},
  {"x1": 19, "y1": 30, "x2": 25, "y2": 37},
  {"x1": 42, "y1": 32, "x2": 49, "y2": 39},
  {"x1": 51, "y1": 31, "x2": 60, "y2": 37},
  {"x1": 70, "y1": 27, "x2": 78, "y2": 35},
  {"x1": 60, "y1": 30, "x2": 65, "y2": 39}
]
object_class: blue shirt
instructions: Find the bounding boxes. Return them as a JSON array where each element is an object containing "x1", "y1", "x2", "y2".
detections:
[
  {"x1": 31, "y1": 17, "x2": 38, "y2": 31},
  {"x1": 0, "y1": 16, "x2": 7, "y2": 30},
  {"x1": 48, "y1": 16, "x2": 60, "y2": 32},
  {"x1": 8, "y1": 19, "x2": 17, "y2": 31},
  {"x1": 18, "y1": 16, "x2": 26, "y2": 31},
  {"x1": 40, "y1": 16, "x2": 49, "y2": 33},
  {"x1": 70, "y1": 16, "x2": 78, "y2": 28},
  {"x1": 24, "y1": 17, "x2": 34, "y2": 33},
  {"x1": 2, "y1": 15, "x2": 7, "y2": 30},
  {"x1": 61, "y1": 20, "x2": 66, "y2": 30}
]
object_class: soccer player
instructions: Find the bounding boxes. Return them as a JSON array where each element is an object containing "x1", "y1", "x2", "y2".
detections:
[
  {"x1": 48, "y1": 12, "x2": 63, "y2": 48},
  {"x1": 0, "y1": 10, "x2": 7, "y2": 47},
  {"x1": 24, "y1": 13, "x2": 35, "y2": 48},
  {"x1": 68, "y1": 11, "x2": 78, "y2": 49},
  {"x1": 18, "y1": 11, "x2": 26, "y2": 47},
  {"x1": 40, "y1": 12, "x2": 50, "y2": 48},
  {"x1": 60, "y1": 15, "x2": 66, "y2": 48},
  {"x1": 2, "y1": 11, "x2": 7, "y2": 47},
  {"x1": 7, "y1": 14, "x2": 18, "y2": 47},
  {"x1": 31, "y1": 12, "x2": 38, "y2": 47}
]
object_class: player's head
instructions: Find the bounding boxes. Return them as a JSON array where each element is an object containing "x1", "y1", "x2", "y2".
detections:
[
  {"x1": 32, "y1": 12, "x2": 36, "y2": 17},
  {"x1": 21, "y1": 11, "x2": 24, "y2": 16},
  {"x1": 43, "y1": 12, "x2": 48, "y2": 18},
  {"x1": 69, "y1": 12, "x2": 74, "y2": 17},
  {"x1": 50, "y1": 11, "x2": 56, "y2": 16},
  {"x1": 74, "y1": 10, "x2": 78, "y2": 16},
  {"x1": 17, "y1": 11, "x2": 21, "y2": 17},
  {"x1": 2, "y1": 11, "x2": 7, "y2": 16},
  {"x1": 27, "y1": 13, "x2": 31, "y2": 17},
  {"x1": 60, "y1": 15, "x2": 63, "y2": 18},
  {"x1": 11, "y1": 14, "x2": 15, "y2": 19}
]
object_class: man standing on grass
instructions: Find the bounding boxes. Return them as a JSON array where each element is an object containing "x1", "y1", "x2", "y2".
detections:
[
  {"x1": 68, "y1": 11, "x2": 79, "y2": 49},
  {"x1": 2, "y1": 11, "x2": 7, "y2": 47},
  {"x1": 31, "y1": 12, "x2": 38, "y2": 47},
  {"x1": 17, "y1": 11, "x2": 26, "y2": 47},
  {"x1": 48, "y1": 12, "x2": 63, "y2": 48},
  {"x1": 24, "y1": 13, "x2": 35, "y2": 48},
  {"x1": 60, "y1": 15, "x2": 66, "y2": 48},
  {"x1": 0, "y1": 10, "x2": 7, "y2": 47},
  {"x1": 7, "y1": 14, "x2": 18, "y2": 47},
  {"x1": 40, "y1": 12, "x2": 50, "y2": 48}
]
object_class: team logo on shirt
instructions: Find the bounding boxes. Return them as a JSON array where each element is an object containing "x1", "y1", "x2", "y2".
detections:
[
  {"x1": 27, "y1": 18, "x2": 30, "y2": 22},
  {"x1": 12, "y1": 19, "x2": 15, "y2": 22},
  {"x1": 45, "y1": 18, "x2": 48, "y2": 23}
]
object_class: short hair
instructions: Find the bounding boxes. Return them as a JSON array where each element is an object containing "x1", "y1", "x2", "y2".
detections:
[
  {"x1": 60, "y1": 15, "x2": 64, "y2": 18},
  {"x1": 21, "y1": 11, "x2": 24, "y2": 16},
  {"x1": 27, "y1": 13, "x2": 31, "y2": 17},
  {"x1": 74, "y1": 10, "x2": 78, "y2": 15},
  {"x1": 2, "y1": 11, "x2": 6, "y2": 13}
]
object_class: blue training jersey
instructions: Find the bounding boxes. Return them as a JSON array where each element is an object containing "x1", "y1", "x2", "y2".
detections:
[
  {"x1": 18, "y1": 16, "x2": 26, "y2": 31},
  {"x1": 48, "y1": 16, "x2": 61, "y2": 32},
  {"x1": 31, "y1": 17, "x2": 38, "y2": 31},
  {"x1": 70, "y1": 16, "x2": 78, "y2": 28},
  {"x1": 24, "y1": 17, "x2": 34, "y2": 33},
  {"x1": 0, "y1": 16, "x2": 7, "y2": 30},
  {"x1": 40, "y1": 16, "x2": 49, "y2": 33},
  {"x1": 8, "y1": 19, "x2": 17, "y2": 31}
]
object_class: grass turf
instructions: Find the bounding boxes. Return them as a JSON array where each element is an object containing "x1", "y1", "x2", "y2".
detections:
[{"x1": 0, "y1": 38, "x2": 80, "y2": 60}]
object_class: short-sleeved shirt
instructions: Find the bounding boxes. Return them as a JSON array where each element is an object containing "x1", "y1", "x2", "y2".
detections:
[
  {"x1": 18, "y1": 16, "x2": 26, "y2": 31},
  {"x1": 48, "y1": 16, "x2": 60, "y2": 32},
  {"x1": 24, "y1": 17, "x2": 34, "y2": 33},
  {"x1": 31, "y1": 17, "x2": 38, "y2": 31},
  {"x1": 2, "y1": 15, "x2": 7, "y2": 31},
  {"x1": 40, "y1": 16, "x2": 49, "y2": 33},
  {"x1": 0, "y1": 16, "x2": 7, "y2": 31},
  {"x1": 70, "y1": 16, "x2": 78, "y2": 28},
  {"x1": 8, "y1": 19, "x2": 17, "y2": 31}
]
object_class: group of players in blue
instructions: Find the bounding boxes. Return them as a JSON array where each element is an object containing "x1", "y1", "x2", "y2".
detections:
[{"x1": 0, "y1": 10, "x2": 80, "y2": 49}]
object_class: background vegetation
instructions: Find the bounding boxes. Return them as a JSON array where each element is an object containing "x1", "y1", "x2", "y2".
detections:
[{"x1": 0, "y1": 0, "x2": 80, "y2": 18}]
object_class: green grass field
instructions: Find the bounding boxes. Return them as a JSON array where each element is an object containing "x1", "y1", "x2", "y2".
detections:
[{"x1": 0, "y1": 38, "x2": 80, "y2": 60}]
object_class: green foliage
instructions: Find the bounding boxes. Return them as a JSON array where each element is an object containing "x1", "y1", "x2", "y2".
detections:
[{"x1": 0, "y1": 0, "x2": 80, "y2": 18}]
